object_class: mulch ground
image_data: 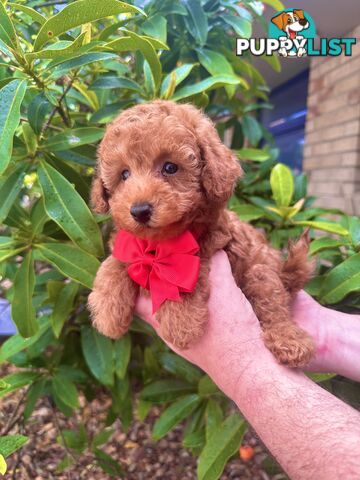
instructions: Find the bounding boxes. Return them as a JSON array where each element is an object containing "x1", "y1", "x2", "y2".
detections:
[{"x1": 1, "y1": 365, "x2": 286, "y2": 480}]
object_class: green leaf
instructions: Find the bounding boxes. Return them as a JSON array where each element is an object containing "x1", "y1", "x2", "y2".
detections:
[
  {"x1": 261, "y1": 0, "x2": 285, "y2": 11},
  {"x1": 231, "y1": 203, "x2": 265, "y2": 221},
  {"x1": 52, "y1": 375, "x2": 79, "y2": 409},
  {"x1": 141, "y1": 379, "x2": 195, "y2": 403},
  {"x1": 183, "y1": 429, "x2": 205, "y2": 449},
  {"x1": 198, "y1": 375, "x2": 220, "y2": 396},
  {"x1": 0, "y1": 248, "x2": 26, "y2": 264},
  {"x1": 137, "y1": 399, "x2": 152, "y2": 421},
  {"x1": 0, "y1": 435, "x2": 28, "y2": 458},
  {"x1": 293, "y1": 221, "x2": 349, "y2": 236},
  {"x1": 114, "y1": 334, "x2": 131, "y2": 379},
  {"x1": 143, "y1": 59, "x2": 155, "y2": 97},
  {"x1": 223, "y1": 14, "x2": 252, "y2": 38},
  {"x1": 35, "y1": 243, "x2": 99, "y2": 289},
  {"x1": 307, "y1": 372, "x2": 336, "y2": 382},
  {"x1": 42, "y1": 127, "x2": 104, "y2": 151},
  {"x1": 0, "y1": 3, "x2": 17, "y2": 48},
  {"x1": 92, "y1": 428, "x2": 114, "y2": 448},
  {"x1": 197, "y1": 49, "x2": 234, "y2": 77},
  {"x1": 28, "y1": 93, "x2": 52, "y2": 135},
  {"x1": 261, "y1": 52, "x2": 281, "y2": 72},
  {"x1": 205, "y1": 399, "x2": 223, "y2": 441},
  {"x1": 107, "y1": 30, "x2": 162, "y2": 89},
  {"x1": 172, "y1": 75, "x2": 242, "y2": 101},
  {"x1": 30, "y1": 197, "x2": 48, "y2": 236},
  {"x1": 26, "y1": 34, "x2": 86, "y2": 62},
  {"x1": 141, "y1": 14, "x2": 167, "y2": 43},
  {"x1": 51, "y1": 282, "x2": 79, "y2": 338},
  {"x1": 22, "y1": 123, "x2": 37, "y2": 157},
  {"x1": 0, "y1": 371, "x2": 38, "y2": 398},
  {"x1": 197, "y1": 49, "x2": 239, "y2": 97},
  {"x1": 0, "y1": 317, "x2": 50, "y2": 364},
  {"x1": 270, "y1": 163, "x2": 294, "y2": 207},
  {"x1": 33, "y1": 0, "x2": 144, "y2": 50},
  {"x1": 242, "y1": 116, "x2": 262, "y2": 146},
  {"x1": 54, "y1": 146, "x2": 96, "y2": 167},
  {"x1": 48, "y1": 52, "x2": 118, "y2": 78},
  {"x1": 11, "y1": 252, "x2": 39, "y2": 338},
  {"x1": 81, "y1": 326, "x2": 114, "y2": 386},
  {"x1": 267, "y1": 200, "x2": 304, "y2": 221},
  {"x1": 90, "y1": 100, "x2": 133, "y2": 124},
  {"x1": 60, "y1": 427, "x2": 87, "y2": 453},
  {"x1": 9, "y1": 3, "x2": 46, "y2": 26},
  {"x1": 94, "y1": 448, "x2": 124, "y2": 477},
  {"x1": 348, "y1": 216, "x2": 360, "y2": 247},
  {"x1": 90, "y1": 76, "x2": 142, "y2": 92},
  {"x1": 38, "y1": 161, "x2": 103, "y2": 257},
  {"x1": 159, "y1": 352, "x2": 203, "y2": 384},
  {"x1": 183, "y1": 0, "x2": 208, "y2": 46},
  {"x1": 0, "y1": 80, "x2": 27, "y2": 174},
  {"x1": 160, "y1": 63, "x2": 196, "y2": 98},
  {"x1": 309, "y1": 238, "x2": 345, "y2": 255},
  {"x1": 141, "y1": 36, "x2": 169, "y2": 51},
  {"x1": 0, "y1": 164, "x2": 26, "y2": 223},
  {"x1": 0, "y1": 237, "x2": 14, "y2": 249},
  {"x1": 46, "y1": 155, "x2": 90, "y2": 202},
  {"x1": 319, "y1": 253, "x2": 360, "y2": 304},
  {"x1": 198, "y1": 414, "x2": 246, "y2": 480},
  {"x1": 236, "y1": 147, "x2": 270, "y2": 162},
  {"x1": 152, "y1": 394, "x2": 201, "y2": 440},
  {"x1": 23, "y1": 379, "x2": 47, "y2": 420}
]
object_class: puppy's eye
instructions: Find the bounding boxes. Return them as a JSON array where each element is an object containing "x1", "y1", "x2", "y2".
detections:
[
  {"x1": 162, "y1": 162, "x2": 178, "y2": 175},
  {"x1": 121, "y1": 169, "x2": 130, "y2": 181},
  {"x1": 287, "y1": 17, "x2": 292, "y2": 24}
]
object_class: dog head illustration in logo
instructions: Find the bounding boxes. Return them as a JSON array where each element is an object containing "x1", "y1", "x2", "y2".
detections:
[
  {"x1": 271, "y1": 9, "x2": 309, "y2": 39},
  {"x1": 271, "y1": 9, "x2": 310, "y2": 57}
]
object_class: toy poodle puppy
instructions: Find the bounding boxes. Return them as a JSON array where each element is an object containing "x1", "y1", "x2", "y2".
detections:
[{"x1": 88, "y1": 100, "x2": 315, "y2": 367}]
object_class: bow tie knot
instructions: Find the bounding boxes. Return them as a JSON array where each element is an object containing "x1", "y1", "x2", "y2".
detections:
[{"x1": 113, "y1": 230, "x2": 201, "y2": 313}]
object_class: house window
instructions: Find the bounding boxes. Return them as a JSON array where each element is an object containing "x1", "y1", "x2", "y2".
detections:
[{"x1": 261, "y1": 70, "x2": 310, "y2": 173}]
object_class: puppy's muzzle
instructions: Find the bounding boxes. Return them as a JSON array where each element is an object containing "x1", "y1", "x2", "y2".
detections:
[
  {"x1": 299, "y1": 18, "x2": 308, "y2": 26},
  {"x1": 130, "y1": 202, "x2": 153, "y2": 224}
]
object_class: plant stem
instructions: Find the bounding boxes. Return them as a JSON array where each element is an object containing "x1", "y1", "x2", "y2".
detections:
[
  {"x1": 35, "y1": 0, "x2": 68, "y2": 7},
  {"x1": 41, "y1": 77, "x2": 75, "y2": 137},
  {"x1": 0, "y1": 387, "x2": 29, "y2": 436}
]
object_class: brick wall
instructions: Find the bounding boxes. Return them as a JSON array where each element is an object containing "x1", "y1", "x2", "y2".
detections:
[{"x1": 303, "y1": 26, "x2": 360, "y2": 215}]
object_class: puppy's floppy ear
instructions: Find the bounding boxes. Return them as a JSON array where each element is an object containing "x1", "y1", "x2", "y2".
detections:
[
  {"x1": 196, "y1": 117, "x2": 242, "y2": 204},
  {"x1": 271, "y1": 12, "x2": 287, "y2": 31},
  {"x1": 90, "y1": 173, "x2": 109, "y2": 214},
  {"x1": 294, "y1": 9, "x2": 305, "y2": 19}
]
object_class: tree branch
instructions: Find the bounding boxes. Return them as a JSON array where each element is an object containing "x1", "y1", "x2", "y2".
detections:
[{"x1": 41, "y1": 77, "x2": 75, "y2": 137}]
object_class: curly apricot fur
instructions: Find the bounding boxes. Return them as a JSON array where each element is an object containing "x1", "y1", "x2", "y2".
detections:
[{"x1": 88, "y1": 100, "x2": 315, "y2": 367}]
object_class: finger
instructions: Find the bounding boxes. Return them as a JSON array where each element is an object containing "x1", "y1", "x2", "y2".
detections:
[
  {"x1": 135, "y1": 295, "x2": 161, "y2": 331},
  {"x1": 209, "y1": 250, "x2": 233, "y2": 284}
]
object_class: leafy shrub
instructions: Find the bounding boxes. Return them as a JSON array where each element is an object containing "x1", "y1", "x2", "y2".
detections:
[{"x1": 0, "y1": 0, "x2": 359, "y2": 478}]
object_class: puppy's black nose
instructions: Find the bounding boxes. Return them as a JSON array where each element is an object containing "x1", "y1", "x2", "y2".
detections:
[
  {"x1": 130, "y1": 202, "x2": 153, "y2": 224},
  {"x1": 299, "y1": 18, "x2": 307, "y2": 26}
]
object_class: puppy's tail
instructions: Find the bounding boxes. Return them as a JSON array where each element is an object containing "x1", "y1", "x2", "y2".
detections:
[{"x1": 280, "y1": 230, "x2": 315, "y2": 296}]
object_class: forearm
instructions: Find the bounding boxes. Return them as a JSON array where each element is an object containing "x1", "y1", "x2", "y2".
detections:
[
  {"x1": 221, "y1": 350, "x2": 360, "y2": 480},
  {"x1": 292, "y1": 292, "x2": 360, "y2": 381}
]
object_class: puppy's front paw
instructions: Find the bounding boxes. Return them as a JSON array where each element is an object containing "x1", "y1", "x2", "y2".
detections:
[
  {"x1": 88, "y1": 291, "x2": 131, "y2": 339},
  {"x1": 264, "y1": 327, "x2": 315, "y2": 368},
  {"x1": 158, "y1": 304, "x2": 207, "y2": 350}
]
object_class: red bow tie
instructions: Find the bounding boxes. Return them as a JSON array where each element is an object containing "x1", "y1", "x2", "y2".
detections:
[{"x1": 113, "y1": 230, "x2": 200, "y2": 313}]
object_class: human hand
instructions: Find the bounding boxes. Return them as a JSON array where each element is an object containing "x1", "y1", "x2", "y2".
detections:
[
  {"x1": 136, "y1": 250, "x2": 275, "y2": 399},
  {"x1": 136, "y1": 250, "x2": 360, "y2": 392},
  {"x1": 292, "y1": 290, "x2": 360, "y2": 382}
]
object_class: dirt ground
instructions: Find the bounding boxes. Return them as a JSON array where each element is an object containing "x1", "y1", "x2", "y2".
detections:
[{"x1": 0, "y1": 368, "x2": 287, "y2": 480}]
